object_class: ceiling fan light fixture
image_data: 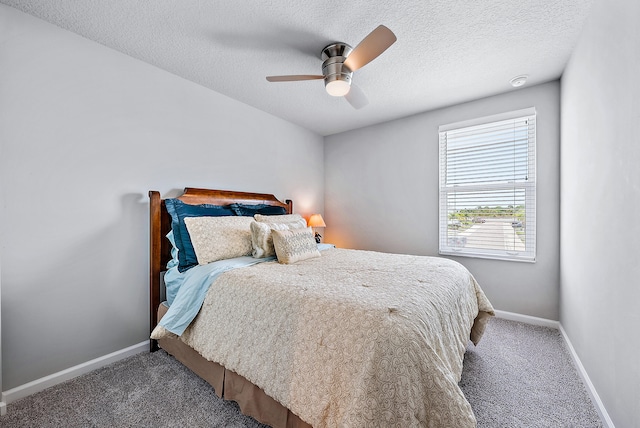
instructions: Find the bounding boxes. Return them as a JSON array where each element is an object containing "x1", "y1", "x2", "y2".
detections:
[
  {"x1": 265, "y1": 26, "x2": 397, "y2": 107},
  {"x1": 325, "y1": 78, "x2": 351, "y2": 97},
  {"x1": 322, "y1": 43, "x2": 353, "y2": 97}
]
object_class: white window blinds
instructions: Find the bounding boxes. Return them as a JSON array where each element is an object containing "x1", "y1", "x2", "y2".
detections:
[{"x1": 439, "y1": 108, "x2": 536, "y2": 262}]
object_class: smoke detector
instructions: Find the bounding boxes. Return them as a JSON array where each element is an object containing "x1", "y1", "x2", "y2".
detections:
[{"x1": 510, "y1": 75, "x2": 528, "y2": 87}]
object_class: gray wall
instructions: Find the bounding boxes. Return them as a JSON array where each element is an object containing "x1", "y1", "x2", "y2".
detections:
[
  {"x1": 560, "y1": 0, "x2": 640, "y2": 426},
  {"x1": 0, "y1": 5, "x2": 324, "y2": 390},
  {"x1": 325, "y1": 81, "x2": 561, "y2": 320}
]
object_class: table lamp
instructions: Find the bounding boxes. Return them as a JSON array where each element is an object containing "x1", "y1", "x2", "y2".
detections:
[{"x1": 308, "y1": 214, "x2": 326, "y2": 243}]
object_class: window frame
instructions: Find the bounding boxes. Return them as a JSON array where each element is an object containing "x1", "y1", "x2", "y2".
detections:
[{"x1": 438, "y1": 108, "x2": 536, "y2": 262}]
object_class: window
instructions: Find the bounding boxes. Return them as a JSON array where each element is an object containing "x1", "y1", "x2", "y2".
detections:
[{"x1": 438, "y1": 108, "x2": 536, "y2": 262}]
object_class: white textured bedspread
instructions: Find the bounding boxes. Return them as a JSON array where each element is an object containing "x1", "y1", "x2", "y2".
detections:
[{"x1": 178, "y1": 248, "x2": 494, "y2": 427}]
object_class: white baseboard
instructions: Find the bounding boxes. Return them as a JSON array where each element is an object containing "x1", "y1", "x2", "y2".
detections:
[
  {"x1": 1, "y1": 341, "x2": 148, "y2": 406},
  {"x1": 0, "y1": 401, "x2": 6, "y2": 416},
  {"x1": 559, "y1": 325, "x2": 615, "y2": 428},
  {"x1": 494, "y1": 309, "x2": 560, "y2": 329}
]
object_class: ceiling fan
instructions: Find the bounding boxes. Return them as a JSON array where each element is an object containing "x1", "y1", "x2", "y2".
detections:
[{"x1": 266, "y1": 25, "x2": 397, "y2": 109}]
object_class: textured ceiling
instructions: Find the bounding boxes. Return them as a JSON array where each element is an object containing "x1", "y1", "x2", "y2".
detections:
[{"x1": 1, "y1": 0, "x2": 594, "y2": 136}]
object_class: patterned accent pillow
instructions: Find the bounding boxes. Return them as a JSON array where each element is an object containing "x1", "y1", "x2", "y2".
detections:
[
  {"x1": 272, "y1": 227, "x2": 321, "y2": 264},
  {"x1": 254, "y1": 213, "x2": 304, "y2": 224},
  {"x1": 183, "y1": 216, "x2": 253, "y2": 265},
  {"x1": 250, "y1": 219, "x2": 307, "y2": 258}
]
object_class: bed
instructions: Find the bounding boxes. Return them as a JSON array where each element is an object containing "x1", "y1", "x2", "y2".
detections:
[{"x1": 149, "y1": 187, "x2": 494, "y2": 428}]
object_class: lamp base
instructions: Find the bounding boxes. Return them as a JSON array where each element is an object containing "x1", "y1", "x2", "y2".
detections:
[{"x1": 314, "y1": 232, "x2": 322, "y2": 243}]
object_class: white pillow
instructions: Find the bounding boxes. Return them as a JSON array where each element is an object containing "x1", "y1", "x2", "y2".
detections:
[
  {"x1": 254, "y1": 213, "x2": 304, "y2": 224},
  {"x1": 250, "y1": 218, "x2": 307, "y2": 258},
  {"x1": 272, "y1": 227, "x2": 321, "y2": 264},
  {"x1": 183, "y1": 216, "x2": 253, "y2": 265}
]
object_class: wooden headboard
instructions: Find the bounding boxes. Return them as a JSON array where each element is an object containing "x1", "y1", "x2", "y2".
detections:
[{"x1": 148, "y1": 187, "x2": 293, "y2": 351}]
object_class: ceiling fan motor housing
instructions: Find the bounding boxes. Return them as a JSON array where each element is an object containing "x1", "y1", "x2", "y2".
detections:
[{"x1": 322, "y1": 43, "x2": 353, "y2": 95}]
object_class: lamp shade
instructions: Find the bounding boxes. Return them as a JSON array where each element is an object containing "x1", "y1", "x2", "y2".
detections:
[{"x1": 307, "y1": 214, "x2": 326, "y2": 228}]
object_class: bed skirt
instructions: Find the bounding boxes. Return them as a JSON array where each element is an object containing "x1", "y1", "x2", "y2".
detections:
[{"x1": 157, "y1": 304, "x2": 312, "y2": 428}]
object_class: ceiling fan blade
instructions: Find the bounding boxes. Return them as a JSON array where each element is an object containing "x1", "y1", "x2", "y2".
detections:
[
  {"x1": 344, "y1": 25, "x2": 397, "y2": 72},
  {"x1": 266, "y1": 75, "x2": 324, "y2": 82},
  {"x1": 344, "y1": 84, "x2": 369, "y2": 109}
]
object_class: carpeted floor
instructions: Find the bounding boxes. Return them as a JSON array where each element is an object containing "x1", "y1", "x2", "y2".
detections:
[
  {"x1": 460, "y1": 318, "x2": 603, "y2": 427},
  {"x1": 0, "y1": 318, "x2": 603, "y2": 427}
]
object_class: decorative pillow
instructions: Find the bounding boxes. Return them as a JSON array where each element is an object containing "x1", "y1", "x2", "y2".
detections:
[
  {"x1": 183, "y1": 216, "x2": 253, "y2": 265},
  {"x1": 250, "y1": 218, "x2": 307, "y2": 258},
  {"x1": 254, "y1": 213, "x2": 304, "y2": 224},
  {"x1": 272, "y1": 227, "x2": 321, "y2": 264},
  {"x1": 165, "y1": 198, "x2": 236, "y2": 272},
  {"x1": 229, "y1": 203, "x2": 287, "y2": 217}
]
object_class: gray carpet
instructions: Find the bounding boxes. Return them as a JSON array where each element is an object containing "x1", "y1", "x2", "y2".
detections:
[
  {"x1": 460, "y1": 318, "x2": 603, "y2": 427},
  {"x1": 1, "y1": 318, "x2": 603, "y2": 427}
]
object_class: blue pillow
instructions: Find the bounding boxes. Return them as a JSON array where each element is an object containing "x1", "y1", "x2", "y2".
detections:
[
  {"x1": 166, "y1": 230, "x2": 179, "y2": 270},
  {"x1": 229, "y1": 203, "x2": 287, "y2": 217},
  {"x1": 165, "y1": 198, "x2": 236, "y2": 272}
]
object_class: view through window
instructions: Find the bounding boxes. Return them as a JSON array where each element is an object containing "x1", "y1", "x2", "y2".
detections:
[{"x1": 438, "y1": 108, "x2": 536, "y2": 262}]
